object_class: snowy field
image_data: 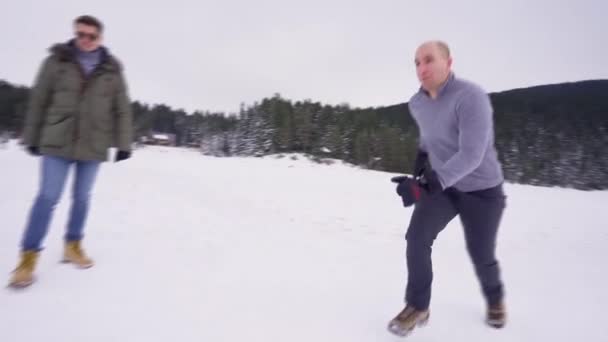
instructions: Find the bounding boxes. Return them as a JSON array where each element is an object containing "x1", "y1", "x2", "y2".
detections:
[{"x1": 1, "y1": 141, "x2": 607, "y2": 342}]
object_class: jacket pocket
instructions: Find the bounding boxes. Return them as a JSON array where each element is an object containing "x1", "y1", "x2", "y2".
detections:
[
  {"x1": 90, "y1": 130, "x2": 112, "y2": 154},
  {"x1": 40, "y1": 116, "x2": 71, "y2": 148}
]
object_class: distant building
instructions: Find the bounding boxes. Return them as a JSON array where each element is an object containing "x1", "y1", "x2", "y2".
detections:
[{"x1": 145, "y1": 132, "x2": 176, "y2": 146}]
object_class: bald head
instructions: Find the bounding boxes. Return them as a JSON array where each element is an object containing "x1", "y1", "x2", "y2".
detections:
[
  {"x1": 417, "y1": 40, "x2": 451, "y2": 59},
  {"x1": 414, "y1": 40, "x2": 453, "y2": 98}
]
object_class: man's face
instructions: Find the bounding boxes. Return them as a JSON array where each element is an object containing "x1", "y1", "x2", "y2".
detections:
[
  {"x1": 415, "y1": 43, "x2": 452, "y2": 92},
  {"x1": 74, "y1": 23, "x2": 102, "y2": 52}
]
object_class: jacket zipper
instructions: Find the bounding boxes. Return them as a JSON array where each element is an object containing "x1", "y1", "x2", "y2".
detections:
[{"x1": 72, "y1": 59, "x2": 104, "y2": 156}]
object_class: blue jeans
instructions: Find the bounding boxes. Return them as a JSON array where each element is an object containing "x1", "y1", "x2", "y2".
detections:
[{"x1": 21, "y1": 156, "x2": 101, "y2": 251}]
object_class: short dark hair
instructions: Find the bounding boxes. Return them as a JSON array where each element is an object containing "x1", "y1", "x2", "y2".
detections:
[{"x1": 74, "y1": 15, "x2": 104, "y2": 32}]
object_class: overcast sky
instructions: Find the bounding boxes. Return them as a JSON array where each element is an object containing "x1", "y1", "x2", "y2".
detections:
[{"x1": 1, "y1": 0, "x2": 606, "y2": 113}]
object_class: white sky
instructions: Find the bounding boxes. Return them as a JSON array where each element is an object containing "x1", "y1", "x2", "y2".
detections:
[{"x1": 1, "y1": 0, "x2": 606, "y2": 113}]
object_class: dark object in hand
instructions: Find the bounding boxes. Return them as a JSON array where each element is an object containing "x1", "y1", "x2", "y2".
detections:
[
  {"x1": 419, "y1": 170, "x2": 443, "y2": 194},
  {"x1": 391, "y1": 175, "x2": 423, "y2": 207},
  {"x1": 115, "y1": 150, "x2": 131, "y2": 162},
  {"x1": 27, "y1": 146, "x2": 41, "y2": 156}
]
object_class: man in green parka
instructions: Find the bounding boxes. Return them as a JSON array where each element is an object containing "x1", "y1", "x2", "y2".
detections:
[{"x1": 10, "y1": 15, "x2": 134, "y2": 288}]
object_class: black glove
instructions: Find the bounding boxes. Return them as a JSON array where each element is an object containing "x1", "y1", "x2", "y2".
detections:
[
  {"x1": 413, "y1": 150, "x2": 428, "y2": 178},
  {"x1": 420, "y1": 170, "x2": 443, "y2": 194},
  {"x1": 390, "y1": 175, "x2": 409, "y2": 184},
  {"x1": 391, "y1": 175, "x2": 423, "y2": 207},
  {"x1": 27, "y1": 146, "x2": 41, "y2": 156},
  {"x1": 115, "y1": 150, "x2": 131, "y2": 162}
]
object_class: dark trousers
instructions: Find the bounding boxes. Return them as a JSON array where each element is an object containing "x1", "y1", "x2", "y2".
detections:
[{"x1": 405, "y1": 184, "x2": 506, "y2": 310}]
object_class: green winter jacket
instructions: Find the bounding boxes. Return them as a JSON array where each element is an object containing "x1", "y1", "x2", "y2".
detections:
[{"x1": 22, "y1": 41, "x2": 133, "y2": 161}]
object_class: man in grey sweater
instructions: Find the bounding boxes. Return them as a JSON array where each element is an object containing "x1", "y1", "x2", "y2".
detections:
[{"x1": 388, "y1": 41, "x2": 507, "y2": 337}]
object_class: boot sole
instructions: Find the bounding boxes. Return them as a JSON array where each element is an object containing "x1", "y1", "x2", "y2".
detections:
[
  {"x1": 7, "y1": 278, "x2": 35, "y2": 289},
  {"x1": 387, "y1": 312, "x2": 430, "y2": 337},
  {"x1": 60, "y1": 259, "x2": 94, "y2": 269},
  {"x1": 486, "y1": 318, "x2": 506, "y2": 329}
]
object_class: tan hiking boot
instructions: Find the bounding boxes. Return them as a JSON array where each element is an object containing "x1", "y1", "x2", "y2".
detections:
[
  {"x1": 62, "y1": 241, "x2": 94, "y2": 268},
  {"x1": 387, "y1": 305, "x2": 430, "y2": 337},
  {"x1": 486, "y1": 301, "x2": 507, "y2": 328},
  {"x1": 9, "y1": 250, "x2": 40, "y2": 288}
]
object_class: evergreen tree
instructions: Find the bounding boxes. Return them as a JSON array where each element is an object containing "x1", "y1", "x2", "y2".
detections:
[{"x1": 0, "y1": 78, "x2": 606, "y2": 190}]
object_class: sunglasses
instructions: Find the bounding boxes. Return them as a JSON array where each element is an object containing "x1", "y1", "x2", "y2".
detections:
[{"x1": 75, "y1": 31, "x2": 99, "y2": 41}]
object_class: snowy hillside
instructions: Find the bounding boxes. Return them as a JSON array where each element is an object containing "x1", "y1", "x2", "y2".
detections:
[{"x1": 1, "y1": 141, "x2": 607, "y2": 342}]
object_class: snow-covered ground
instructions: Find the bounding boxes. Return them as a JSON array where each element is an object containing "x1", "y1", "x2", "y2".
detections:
[{"x1": 1, "y1": 141, "x2": 607, "y2": 342}]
